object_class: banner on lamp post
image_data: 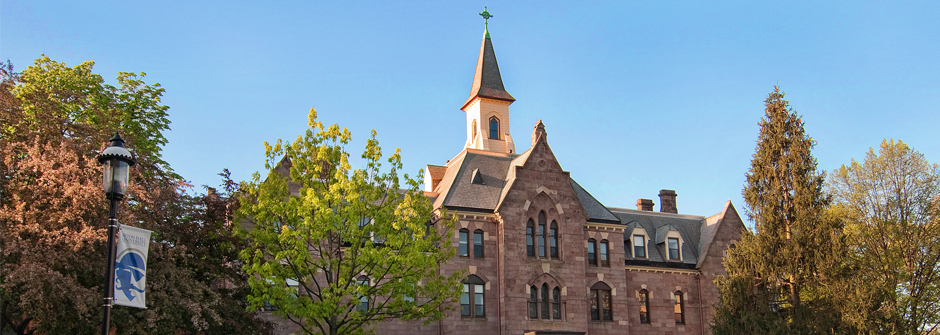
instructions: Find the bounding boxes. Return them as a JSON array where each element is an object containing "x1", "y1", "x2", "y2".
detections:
[{"x1": 113, "y1": 224, "x2": 152, "y2": 309}]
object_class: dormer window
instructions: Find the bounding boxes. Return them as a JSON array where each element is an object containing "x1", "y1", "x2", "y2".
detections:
[
  {"x1": 489, "y1": 116, "x2": 499, "y2": 139},
  {"x1": 668, "y1": 237, "x2": 681, "y2": 260},
  {"x1": 633, "y1": 235, "x2": 646, "y2": 258}
]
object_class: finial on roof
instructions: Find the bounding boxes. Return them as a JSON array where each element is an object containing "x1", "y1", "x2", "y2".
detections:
[
  {"x1": 479, "y1": 6, "x2": 493, "y2": 39},
  {"x1": 532, "y1": 120, "x2": 547, "y2": 147}
]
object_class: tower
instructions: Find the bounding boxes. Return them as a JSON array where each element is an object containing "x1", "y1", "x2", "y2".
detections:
[{"x1": 462, "y1": 7, "x2": 516, "y2": 154}]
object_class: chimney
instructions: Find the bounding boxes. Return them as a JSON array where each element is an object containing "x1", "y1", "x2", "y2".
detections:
[
  {"x1": 636, "y1": 199, "x2": 654, "y2": 211},
  {"x1": 659, "y1": 189, "x2": 677, "y2": 214}
]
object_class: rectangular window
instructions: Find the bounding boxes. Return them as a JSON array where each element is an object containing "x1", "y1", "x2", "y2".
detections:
[
  {"x1": 552, "y1": 288, "x2": 561, "y2": 319},
  {"x1": 675, "y1": 292, "x2": 685, "y2": 324},
  {"x1": 474, "y1": 284, "x2": 484, "y2": 317},
  {"x1": 639, "y1": 290, "x2": 650, "y2": 324},
  {"x1": 459, "y1": 230, "x2": 468, "y2": 257},
  {"x1": 537, "y1": 225, "x2": 545, "y2": 257},
  {"x1": 588, "y1": 240, "x2": 597, "y2": 266},
  {"x1": 601, "y1": 290, "x2": 612, "y2": 321},
  {"x1": 461, "y1": 284, "x2": 470, "y2": 316},
  {"x1": 474, "y1": 230, "x2": 484, "y2": 258},
  {"x1": 549, "y1": 226, "x2": 558, "y2": 258},
  {"x1": 668, "y1": 237, "x2": 680, "y2": 260},
  {"x1": 526, "y1": 226, "x2": 534, "y2": 257},
  {"x1": 590, "y1": 290, "x2": 599, "y2": 320},
  {"x1": 600, "y1": 241, "x2": 609, "y2": 267},
  {"x1": 633, "y1": 235, "x2": 646, "y2": 258}
]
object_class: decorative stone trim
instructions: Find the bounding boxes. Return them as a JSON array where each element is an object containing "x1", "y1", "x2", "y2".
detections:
[{"x1": 625, "y1": 265, "x2": 699, "y2": 275}]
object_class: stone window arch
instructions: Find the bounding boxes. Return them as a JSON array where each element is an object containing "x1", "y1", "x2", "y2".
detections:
[{"x1": 590, "y1": 282, "x2": 612, "y2": 321}]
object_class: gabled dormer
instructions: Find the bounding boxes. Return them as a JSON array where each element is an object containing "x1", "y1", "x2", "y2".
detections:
[{"x1": 462, "y1": 7, "x2": 516, "y2": 155}]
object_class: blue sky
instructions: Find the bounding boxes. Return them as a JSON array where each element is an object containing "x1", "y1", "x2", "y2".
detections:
[{"x1": 3, "y1": 1, "x2": 939, "y2": 223}]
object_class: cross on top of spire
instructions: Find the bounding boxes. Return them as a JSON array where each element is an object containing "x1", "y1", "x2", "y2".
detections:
[{"x1": 479, "y1": 6, "x2": 493, "y2": 38}]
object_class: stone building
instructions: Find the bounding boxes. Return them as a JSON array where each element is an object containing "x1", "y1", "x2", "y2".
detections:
[
  {"x1": 367, "y1": 22, "x2": 746, "y2": 335},
  {"x1": 266, "y1": 20, "x2": 745, "y2": 335}
]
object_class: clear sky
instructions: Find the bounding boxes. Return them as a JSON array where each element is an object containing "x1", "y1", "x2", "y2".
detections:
[{"x1": 3, "y1": 1, "x2": 939, "y2": 224}]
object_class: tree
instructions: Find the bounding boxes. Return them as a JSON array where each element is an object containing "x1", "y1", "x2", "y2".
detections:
[
  {"x1": 0, "y1": 56, "x2": 270, "y2": 334},
  {"x1": 236, "y1": 109, "x2": 462, "y2": 335},
  {"x1": 828, "y1": 139, "x2": 940, "y2": 334},
  {"x1": 712, "y1": 86, "x2": 848, "y2": 334}
]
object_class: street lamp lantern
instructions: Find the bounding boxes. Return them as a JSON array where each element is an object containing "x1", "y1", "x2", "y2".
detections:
[
  {"x1": 97, "y1": 133, "x2": 136, "y2": 198},
  {"x1": 96, "y1": 132, "x2": 135, "y2": 335}
]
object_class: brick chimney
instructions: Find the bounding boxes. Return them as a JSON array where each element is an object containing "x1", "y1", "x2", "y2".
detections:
[
  {"x1": 659, "y1": 189, "x2": 677, "y2": 213},
  {"x1": 636, "y1": 199, "x2": 654, "y2": 211}
]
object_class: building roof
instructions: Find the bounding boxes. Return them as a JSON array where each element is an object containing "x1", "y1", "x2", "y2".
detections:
[
  {"x1": 461, "y1": 31, "x2": 515, "y2": 110},
  {"x1": 613, "y1": 208, "x2": 705, "y2": 268}
]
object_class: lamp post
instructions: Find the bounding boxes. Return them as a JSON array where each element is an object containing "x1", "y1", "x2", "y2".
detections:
[{"x1": 97, "y1": 133, "x2": 135, "y2": 335}]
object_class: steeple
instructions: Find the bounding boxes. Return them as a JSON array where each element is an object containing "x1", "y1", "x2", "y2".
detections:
[
  {"x1": 461, "y1": 6, "x2": 515, "y2": 111},
  {"x1": 462, "y1": 7, "x2": 516, "y2": 155}
]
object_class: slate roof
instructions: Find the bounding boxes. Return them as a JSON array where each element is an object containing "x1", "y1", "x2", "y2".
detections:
[
  {"x1": 461, "y1": 31, "x2": 515, "y2": 110},
  {"x1": 612, "y1": 208, "x2": 706, "y2": 268},
  {"x1": 570, "y1": 179, "x2": 619, "y2": 223},
  {"x1": 435, "y1": 151, "x2": 513, "y2": 212}
]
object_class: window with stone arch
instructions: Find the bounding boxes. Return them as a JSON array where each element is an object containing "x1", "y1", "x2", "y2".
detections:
[
  {"x1": 552, "y1": 286, "x2": 561, "y2": 319},
  {"x1": 537, "y1": 211, "x2": 547, "y2": 257},
  {"x1": 529, "y1": 286, "x2": 538, "y2": 319},
  {"x1": 489, "y1": 116, "x2": 499, "y2": 139},
  {"x1": 599, "y1": 239, "x2": 609, "y2": 267},
  {"x1": 461, "y1": 275, "x2": 485, "y2": 318},
  {"x1": 458, "y1": 228, "x2": 469, "y2": 257},
  {"x1": 549, "y1": 220, "x2": 559, "y2": 259},
  {"x1": 590, "y1": 282, "x2": 612, "y2": 321},
  {"x1": 541, "y1": 283, "x2": 550, "y2": 319},
  {"x1": 674, "y1": 291, "x2": 685, "y2": 324},
  {"x1": 639, "y1": 289, "x2": 650, "y2": 324},
  {"x1": 526, "y1": 219, "x2": 535, "y2": 257},
  {"x1": 587, "y1": 238, "x2": 597, "y2": 266},
  {"x1": 473, "y1": 229, "x2": 484, "y2": 258}
]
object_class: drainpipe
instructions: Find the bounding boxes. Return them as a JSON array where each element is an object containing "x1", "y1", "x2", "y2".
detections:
[{"x1": 496, "y1": 217, "x2": 502, "y2": 335}]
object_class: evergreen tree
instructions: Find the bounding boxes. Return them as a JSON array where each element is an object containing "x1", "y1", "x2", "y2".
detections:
[{"x1": 712, "y1": 86, "x2": 848, "y2": 334}]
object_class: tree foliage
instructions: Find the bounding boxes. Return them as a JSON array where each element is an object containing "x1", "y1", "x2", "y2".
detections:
[
  {"x1": 0, "y1": 57, "x2": 270, "y2": 334},
  {"x1": 712, "y1": 86, "x2": 848, "y2": 334},
  {"x1": 828, "y1": 139, "x2": 940, "y2": 334},
  {"x1": 236, "y1": 109, "x2": 462, "y2": 335}
]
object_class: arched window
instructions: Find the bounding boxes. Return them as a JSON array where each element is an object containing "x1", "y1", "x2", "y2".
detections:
[
  {"x1": 537, "y1": 211, "x2": 546, "y2": 257},
  {"x1": 552, "y1": 287, "x2": 561, "y2": 319},
  {"x1": 526, "y1": 219, "x2": 535, "y2": 257},
  {"x1": 471, "y1": 119, "x2": 478, "y2": 140},
  {"x1": 639, "y1": 289, "x2": 650, "y2": 324},
  {"x1": 590, "y1": 282, "x2": 612, "y2": 321},
  {"x1": 356, "y1": 276, "x2": 370, "y2": 311},
  {"x1": 587, "y1": 239, "x2": 597, "y2": 266},
  {"x1": 529, "y1": 286, "x2": 538, "y2": 319},
  {"x1": 473, "y1": 229, "x2": 484, "y2": 258},
  {"x1": 489, "y1": 116, "x2": 499, "y2": 139},
  {"x1": 674, "y1": 291, "x2": 685, "y2": 324},
  {"x1": 461, "y1": 275, "x2": 485, "y2": 318},
  {"x1": 600, "y1": 240, "x2": 609, "y2": 267},
  {"x1": 541, "y1": 283, "x2": 550, "y2": 319},
  {"x1": 549, "y1": 221, "x2": 558, "y2": 259},
  {"x1": 458, "y1": 229, "x2": 469, "y2": 257}
]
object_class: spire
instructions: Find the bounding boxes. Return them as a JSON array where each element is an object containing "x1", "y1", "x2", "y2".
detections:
[{"x1": 461, "y1": 6, "x2": 515, "y2": 110}]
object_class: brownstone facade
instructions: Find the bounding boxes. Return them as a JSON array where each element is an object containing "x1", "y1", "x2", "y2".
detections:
[{"x1": 265, "y1": 24, "x2": 745, "y2": 335}]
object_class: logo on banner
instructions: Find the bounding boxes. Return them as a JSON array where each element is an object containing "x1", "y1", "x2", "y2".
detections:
[
  {"x1": 115, "y1": 251, "x2": 146, "y2": 301},
  {"x1": 114, "y1": 224, "x2": 153, "y2": 309}
]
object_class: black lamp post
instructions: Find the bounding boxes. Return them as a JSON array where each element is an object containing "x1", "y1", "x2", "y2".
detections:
[{"x1": 97, "y1": 133, "x2": 135, "y2": 335}]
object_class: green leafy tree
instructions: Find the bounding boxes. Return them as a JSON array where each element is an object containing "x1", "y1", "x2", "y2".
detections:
[
  {"x1": 712, "y1": 86, "x2": 848, "y2": 334},
  {"x1": 236, "y1": 109, "x2": 462, "y2": 335},
  {"x1": 0, "y1": 57, "x2": 270, "y2": 334},
  {"x1": 828, "y1": 139, "x2": 940, "y2": 334}
]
